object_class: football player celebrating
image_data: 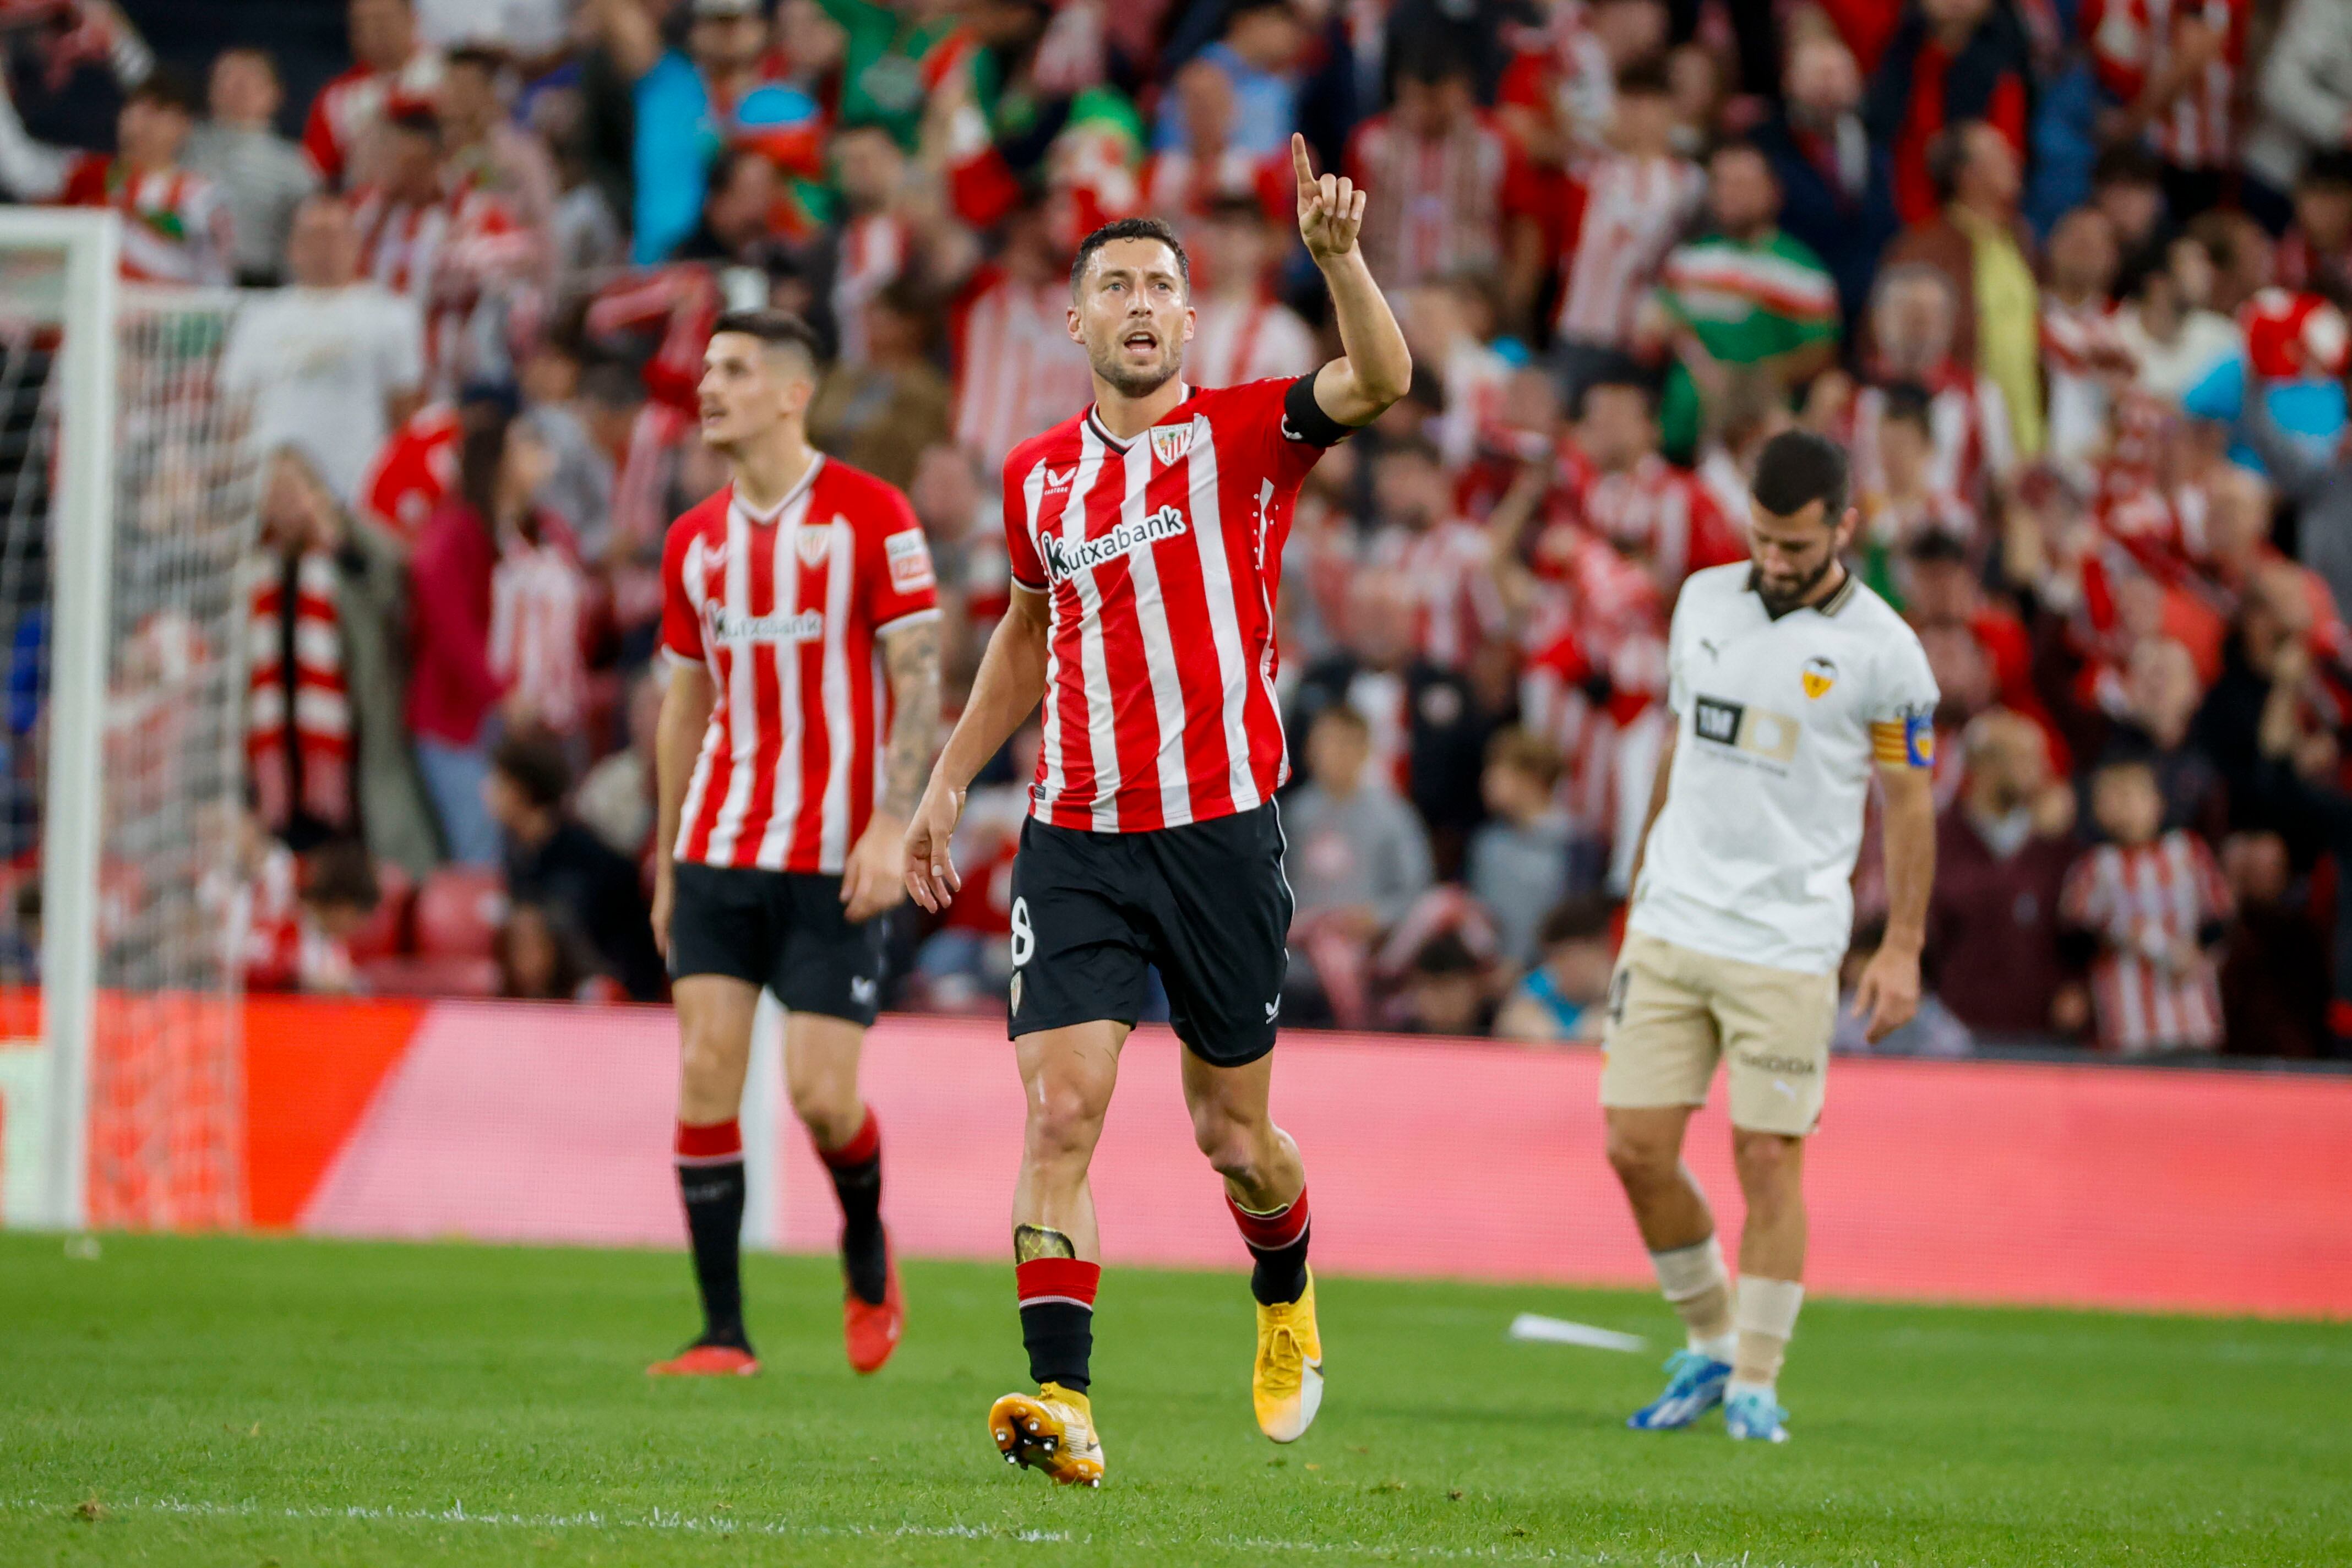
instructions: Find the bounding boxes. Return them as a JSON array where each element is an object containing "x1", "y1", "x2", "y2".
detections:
[
  {"x1": 647, "y1": 311, "x2": 941, "y2": 1378},
  {"x1": 903, "y1": 135, "x2": 1411, "y2": 1485},
  {"x1": 1605, "y1": 430, "x2": 1939, "y2": 1442}
]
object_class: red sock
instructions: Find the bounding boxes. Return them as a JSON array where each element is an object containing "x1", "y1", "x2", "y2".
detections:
[
  {"x1": 675, "y1": 1118, "x2": 743, "y2": 1164},
  {"x1": 1016, "y1": 1257, "x2": 1101, "y2": 1392}
]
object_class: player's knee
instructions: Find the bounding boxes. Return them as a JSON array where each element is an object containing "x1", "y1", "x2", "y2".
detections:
[
  {"x1": 1026, "y1": 1076, "x2": 1108, "y2": 1166},
  {"x1": 1731, "y1": 1131, "x2": 1801, "y2": 1198},
  {"x1": 1604, "y1": 1126, "x2": 1676, "y2": 1187},
  {"x1": 1188, "y1": 1106, "x2": 1264, "y2": 1183},
  {"x1": 786, "y1": 1072, "x2": 861, "y2": 1144}
]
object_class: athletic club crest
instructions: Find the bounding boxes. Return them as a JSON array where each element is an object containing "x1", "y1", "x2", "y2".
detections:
[
  {"x1": 796, "y1": 520, "x2": 838, "y2": 568},
  {"x1": 1801, "y1": 655, "x2": 1837, "y2": 700},
  {"x1": 1149, "y1": 423, "x2": 1196, "y2": 466}
]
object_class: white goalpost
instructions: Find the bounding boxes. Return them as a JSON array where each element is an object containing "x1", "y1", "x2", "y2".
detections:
[{"x1": 0, "y1": 208, "x2": 259, "y2": 1232}]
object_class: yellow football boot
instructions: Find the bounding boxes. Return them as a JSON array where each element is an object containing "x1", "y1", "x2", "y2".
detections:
[
  {"x1": 988, "y1": 1382, "x2": 1106, "y2": 1487},
  {"x1": 1253, "y1": 1268, "x2": 1324, "y2": 1442}
]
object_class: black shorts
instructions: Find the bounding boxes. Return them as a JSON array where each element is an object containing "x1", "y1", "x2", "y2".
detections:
[
  {"x1": 668, "y1": 862, "x2": 888, "y2": 1026},
  {"x1": 1007, "y1": 802, "x2": 1293, "y2": 1066}
]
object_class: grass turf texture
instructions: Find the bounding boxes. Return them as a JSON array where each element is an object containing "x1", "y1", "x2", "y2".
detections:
[{"x1": 1, "y1": 1235, "x2": 2345, "y2": 1566}]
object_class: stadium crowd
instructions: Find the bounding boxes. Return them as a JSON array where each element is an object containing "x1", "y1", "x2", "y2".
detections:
[{"x1": 5, "y1": 0, "x2": 2351, "y2": 1058}]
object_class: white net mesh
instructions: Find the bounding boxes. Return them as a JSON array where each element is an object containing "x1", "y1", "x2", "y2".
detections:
[{"x1": 0, "y1": 270, "x2": 258, "y2": 1229}]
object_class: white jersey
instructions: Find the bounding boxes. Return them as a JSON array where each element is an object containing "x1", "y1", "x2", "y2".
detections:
[{"x1": 1630, "y1": 563, "x2": 1939, "y2": 975}]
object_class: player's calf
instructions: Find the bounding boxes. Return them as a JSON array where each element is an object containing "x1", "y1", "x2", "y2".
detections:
[{"x1": 650, "y1": 1117, "x2": 759, "y2": 1375}]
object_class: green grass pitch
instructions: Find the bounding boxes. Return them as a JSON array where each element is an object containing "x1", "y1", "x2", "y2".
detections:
[{"x1": 2, "y1": 1233, "x2": 2346, "y2": 1566}]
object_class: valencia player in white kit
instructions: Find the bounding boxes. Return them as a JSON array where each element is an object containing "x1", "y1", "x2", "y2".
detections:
[
  {"x1": 1605, "y1": 430, "x2": 1939, "y2": 1444},
  {"x1": 903, "y1": 137, "x2": 1411, "y2": 1484},
  {"x1": 647, "y1": 311, "x2": 941, "y2": 1379}
]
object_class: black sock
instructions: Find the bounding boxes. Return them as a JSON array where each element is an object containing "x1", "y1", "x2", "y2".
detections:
[
  {"x1": 830, "y1": 1156, "x2": 885, "y2": 1304},
  {"x1": 1020, "y1": 1303, "x2": 1093, "y2": 1393},
  {"x1": 1016, "y1": 1259, "x2": 1100, "y2": 1392},
  {"x1": 678, "y1": 1159, "x2": 749, "y2": 1349},
  {"x1": 818, "y1": 1109, "x2": 887, "y2": 1305},
  {"x1": 1249, "y1": 1237, "x2": 1311, "y2": 1306}
]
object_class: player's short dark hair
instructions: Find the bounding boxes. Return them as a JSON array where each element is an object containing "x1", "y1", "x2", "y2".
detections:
[
  {"x1": 1573, "y1": 358, "x2": 1657, "y2": 420},
  {"x1": 1879, "y1": 380, "x2": 1935, "y2": 434},
  {"x1": 2300, "y1": 149, "x2": 2352, "y2": 193},
  {"x1": 2092, "y1": 139, "x2": 2164, "y2": 190},
  {"x1": 710, "y1": 307, "x2": 824, "y2": 368},
  {"x1": 301, "y1": 838, "x2": 380, "y2": 912},
  {"x1": 1539, "y1": 894, "x2": 1616, "y2": 948},
  {"x1": 1069, "y1": 216, "x2": 1190, "y2": 298},
  {"x1": 1615, "y1": 58, "x2": 1673, "y2": 97},
  {"x1": 128, "y1": 68, "x2": 200, "y2": 117},
  {"x1": 1751, "y1": 428, "x2": 1850, "y2": 524},
  {"x1": 491, "y1": 728, "x2": 573, "y2": 812}
]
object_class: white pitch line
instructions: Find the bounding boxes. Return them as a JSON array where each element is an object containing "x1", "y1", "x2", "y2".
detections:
[
  {"x1": 6, "y1": 1496, "x2": 1067, "y2": 1545},
  {"x1": 8, "y1": 1497, "x2": 1848, "y2": 1567},
  {"x1": 1507, "y1": 1314, "x2": 1649, "y2": 1353}
]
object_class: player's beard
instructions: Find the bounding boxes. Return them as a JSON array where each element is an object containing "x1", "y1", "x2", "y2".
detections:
[
  {"x1": 1091, "y1": 331, "x2": 1184, "y2": 399},
  {"x1": 1750, "y1": 553, "x2": 1842, "y2": 617}
]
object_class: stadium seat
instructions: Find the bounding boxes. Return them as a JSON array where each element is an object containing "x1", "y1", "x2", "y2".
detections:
[
  {"x1": 412, "y1": 867, "x2": 507, "y2": 960},
  {"x1": 358, "y1": 954, "x2": 502, "y2": 998},
  {"x1": 345, "y1": 861, "x2": 414, "y2": 963}
]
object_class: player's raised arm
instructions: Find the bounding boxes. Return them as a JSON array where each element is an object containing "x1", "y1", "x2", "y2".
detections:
[
  {"x1": 1291, "y1": 133, "x2": 1412, "y2": 428},
  {"x1": 905, "y1": 583, "x2": 1053, "y2": 911}
]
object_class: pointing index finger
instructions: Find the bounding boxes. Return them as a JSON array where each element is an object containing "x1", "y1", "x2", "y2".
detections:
[{"x1": 1291, "y1": 132, "x2": 1315, "y2": 188}]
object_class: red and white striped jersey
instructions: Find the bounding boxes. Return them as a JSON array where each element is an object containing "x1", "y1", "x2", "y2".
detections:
[
  {"x1": 353, "y1": 179, "x2": 536, "y2": 384},
  {"x1": 1572, "y1": 454, "x2": 1746, "y2": 595},
  {"x1": 1185, "y1": 295, "x2": 1319, "y2": 393},
  {"x1": 660, "y1": 458, "x2": 941, "y2": 873},
  {"x1": 832, "y1": 210, "x2": 908, "y2": 366},
  {"x1": 2086, "y1": 0, "x2": 2242, "y2": 171},
  {"x1": 56, "y1": 156, "x2": 232, "y2": 286},
  {"x1": 951, "y1": 266, "x2": 1095, "y2": 473},
  {"x1": 302, "y1": 51, "x2": 445, "y2": 187},
  {"x1": 1367, "y1": 517, "x2": 1507, "y2": 669},
  {"x1": 1344, "y1": 109, "x2": 1517, "y2": 290},
  {"x1": 2042, "y1": 295, "x2": 2133, "y2": 475},
  {"x1": 1846, "y1": 371, "x2": 2017, "y2": 508},
  {"x1": 1003, "y1": 377, "x2": 1340, "y2": 832},
  {"x1": 1554, "y1": 154, "x2": 1703, "y2": 348},
  {"x1": 491, "y1": 535, "x2": 590, "y2": 737},
  {"x1": 2061, "y1": 830, "x2": 2230, "y2": 1053}
]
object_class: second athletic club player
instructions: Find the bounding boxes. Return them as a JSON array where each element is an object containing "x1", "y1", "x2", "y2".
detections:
[
  {"x1": 647, "y1": 310, "x2": 942, "y2": 1379},
  {"x1": 902, "y1": 135, "x2": 1411, "y2": 1487}
]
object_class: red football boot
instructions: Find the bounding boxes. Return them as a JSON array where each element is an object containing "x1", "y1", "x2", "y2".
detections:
[
  {"x1": 843, "y1": 1234, "x2": 904, "y2": 1375},
  {"x1": 646, "y1": 1343, "x2": 761, "y2": 1377}
]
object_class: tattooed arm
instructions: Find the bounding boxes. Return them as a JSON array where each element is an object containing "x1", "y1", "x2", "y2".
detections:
[{"x1": 841, "y1": 615, "x2": 942, "y2": 923}]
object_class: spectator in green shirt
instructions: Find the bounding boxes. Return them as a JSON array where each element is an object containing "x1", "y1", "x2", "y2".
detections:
[
  {"x1": 815, "y1": 0, "x2": 960, "y2": 150},
  {"x1": 1641, "y1": 140, "x2": 1841, "y2": 461}
]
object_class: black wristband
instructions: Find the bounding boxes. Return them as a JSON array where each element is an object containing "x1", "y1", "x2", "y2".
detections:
[{"x1": 1282, "y1": 372, "x2": 1355, "y2": 448}]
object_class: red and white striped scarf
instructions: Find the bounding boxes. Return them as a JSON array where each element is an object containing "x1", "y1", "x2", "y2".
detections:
[{"x1": 246, "y1": 552, "x2": 352, "y2": 834}]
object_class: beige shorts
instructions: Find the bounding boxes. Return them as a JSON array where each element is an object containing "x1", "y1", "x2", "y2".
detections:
[{"x1": 1599, "y1": 931, "x2": 1837, "y2": 1136}]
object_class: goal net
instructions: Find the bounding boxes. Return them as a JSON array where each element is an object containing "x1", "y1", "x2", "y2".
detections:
[{"x1": 0, "y1": 212, "x2": 258, "y2": 1231}]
